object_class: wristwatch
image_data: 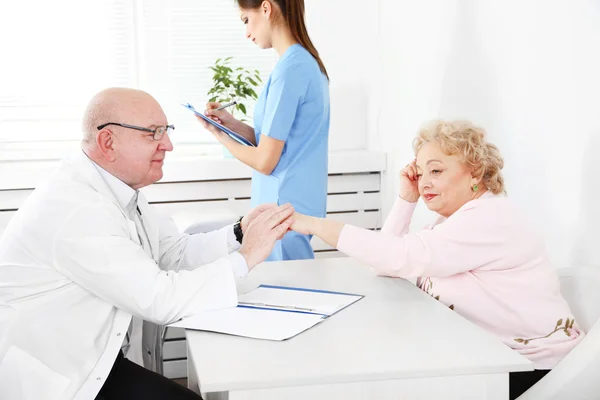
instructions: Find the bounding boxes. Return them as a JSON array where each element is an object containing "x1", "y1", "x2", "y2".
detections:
[{"x1": 233, "y1": 216, "x2": 244, "y2": 244}]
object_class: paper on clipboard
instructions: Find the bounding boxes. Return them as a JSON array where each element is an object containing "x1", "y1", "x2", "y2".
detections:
[{"x1": 181, "y1": 102, "x2": 255, "y2": 147}]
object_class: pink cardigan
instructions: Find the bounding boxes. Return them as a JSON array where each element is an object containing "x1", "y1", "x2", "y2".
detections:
[{"x1": 338, "y1": 192, "x2": 583, "y2": 369}]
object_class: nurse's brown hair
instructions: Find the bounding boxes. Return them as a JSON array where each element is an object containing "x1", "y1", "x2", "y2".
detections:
[{"x1": 236, "y1": 0, "x2": 329, "y2": 80}]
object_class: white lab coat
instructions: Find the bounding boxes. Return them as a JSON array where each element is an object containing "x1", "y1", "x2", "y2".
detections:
[
  {"x1": 0, "y1": 301, "x2": 15, "y2": 361},
  {"x1": 0, "y1": 151, "x2": 245, "y2": 400}
]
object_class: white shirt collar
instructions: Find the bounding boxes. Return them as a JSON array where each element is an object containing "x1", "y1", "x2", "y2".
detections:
[{"x1": 87, "y1": 155, "x2": 138, "y2": 214}]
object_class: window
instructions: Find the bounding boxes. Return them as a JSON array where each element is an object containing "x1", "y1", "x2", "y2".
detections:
[{"x1": 0, "y1": 0, "x2": 276, "y2": 161}]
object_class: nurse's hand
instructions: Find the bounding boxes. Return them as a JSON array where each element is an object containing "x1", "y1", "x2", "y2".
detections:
[
  {"x1": 195, "y1": 114, "x2": 234, "y2": 146},
  {"x1": 239, "y1": 204, "x2": 295, "y2": 270},
  {"x1": 196, "y1": 114, "x2": 229, "y2": 144},
  {"x1": 204, "y1": 102, "x2": 237, "y2": 127},
  {"x1": 289, "y1": 212, "x2": 314, "y2": 236}
]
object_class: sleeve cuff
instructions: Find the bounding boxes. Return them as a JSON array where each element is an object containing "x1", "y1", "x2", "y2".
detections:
[
  {"x1": 337, "y1": 224, "x2": 356, "y2": 257},
  {"x1": 228, "y1": 251, "x2": 249, "y2": 278},
  {"x1": 394, "y1": 196, "x2": 419, "y2": 210}
]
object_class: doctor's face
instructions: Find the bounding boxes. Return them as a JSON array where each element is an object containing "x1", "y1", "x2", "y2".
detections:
[
  {"x1": 240, "y1": 6, "x2": 272, "y2": 49},
  {"x1": 109, "y1": 102, "x2": 174, "y2": 190}
]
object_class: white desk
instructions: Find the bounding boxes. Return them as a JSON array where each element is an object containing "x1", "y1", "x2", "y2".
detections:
[{"x1": 186, "y1": 258, "x2": 533, "y2": 399}]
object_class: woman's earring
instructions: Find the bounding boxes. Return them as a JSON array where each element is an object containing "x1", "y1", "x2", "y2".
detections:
[{"x1": 472, "y1": 184, "x2": 479, "y2": 192}]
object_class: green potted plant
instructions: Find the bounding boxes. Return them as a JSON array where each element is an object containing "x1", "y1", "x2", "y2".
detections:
[{"x1": 207, "y1": 57, "x2": 262, "y2": 122}]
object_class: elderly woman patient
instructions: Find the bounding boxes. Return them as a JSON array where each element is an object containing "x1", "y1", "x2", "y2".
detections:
[{"x1": 290, "y1": 120, "x2": 583, "y2": 399}]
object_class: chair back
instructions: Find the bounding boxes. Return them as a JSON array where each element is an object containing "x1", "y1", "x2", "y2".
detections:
[{"x1": 518, "y1": 266, "x2": 600, "y2": 399}]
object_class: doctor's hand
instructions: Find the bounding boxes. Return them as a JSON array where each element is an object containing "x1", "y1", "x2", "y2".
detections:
[
  {"x1": 204, "y1": 102, "x2": 237, "y2": 127},
  {"x1": 240, "y1": 203, "x2": 278, "y2": 234},
  {"x1": 239, "y1": 204, "x2": 295, "y2": 270},
  {"x1": 399, "y1": 159, "x2": 420, "y2": 203}
]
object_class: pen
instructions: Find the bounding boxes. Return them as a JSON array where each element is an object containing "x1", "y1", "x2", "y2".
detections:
[
  {"x1": 238, "y1": 301, "x2": 317, "y2": 312},
  {"x1": 216, "y1": 101, "x2": 238, "y2": 111}
]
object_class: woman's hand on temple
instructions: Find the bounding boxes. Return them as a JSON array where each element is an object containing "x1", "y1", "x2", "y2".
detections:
[{"x1": 399, "y1": 159, "x2": 420, "y2": 203}]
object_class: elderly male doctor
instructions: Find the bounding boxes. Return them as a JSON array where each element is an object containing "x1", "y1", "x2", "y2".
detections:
[{"x1": 0, "y1": 88, "x2": 294, "y2": 400}]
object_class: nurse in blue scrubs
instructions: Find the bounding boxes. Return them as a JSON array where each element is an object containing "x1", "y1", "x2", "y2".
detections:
[{"x1": 198, "y1": 0, "x2": 330, "y2": 261}]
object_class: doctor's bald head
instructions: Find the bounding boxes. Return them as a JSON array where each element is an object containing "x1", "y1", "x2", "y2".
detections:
[
  {"x1": 81, "y1": 88, "x2": 174, "y2": 189},
  {"x1": 81, "y1": 88, "x2": 163, "y2": 146}
]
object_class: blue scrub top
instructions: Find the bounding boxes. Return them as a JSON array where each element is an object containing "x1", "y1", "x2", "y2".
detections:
[{"x1": 251, "y1": 44, "x2": 330, "y2": 261}]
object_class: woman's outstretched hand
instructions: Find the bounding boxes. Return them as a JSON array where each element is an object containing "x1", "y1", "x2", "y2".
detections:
[{"x1": 289, "y1": 212, "x2": 313, "y2": 236}]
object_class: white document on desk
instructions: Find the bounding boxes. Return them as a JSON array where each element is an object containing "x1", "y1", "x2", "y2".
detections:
[
  {"x1": 170, "y1": 285, "x2": 363, "y2": 341},
  {"x1": 237, "y1": 284, "x2": 363, "y2": 315},
  {"x1": 170, "y1": 307, "x2": 324, "y2": 341}
]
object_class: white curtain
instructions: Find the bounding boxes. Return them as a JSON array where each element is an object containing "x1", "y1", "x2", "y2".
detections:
[{"x1": 371, "y1": 0, "x2": 600, "y2": 268}]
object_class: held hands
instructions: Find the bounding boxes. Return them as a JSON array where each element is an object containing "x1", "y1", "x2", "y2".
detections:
[
  {"x1": 399, "y1": 159, "x2": 420, "y2": 203},
  {"x1": 238, "y1": 204, "x2": 295, "y2": 270},
  {"x1": 240, "y1": 203, "x2": 278, "y2": 234},
  {"x1": 288, "y1": 212, "x2": 313, "y2": 236}
]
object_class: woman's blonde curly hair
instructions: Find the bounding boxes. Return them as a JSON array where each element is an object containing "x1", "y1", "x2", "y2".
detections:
[{"x1": 412, "y1": 120, "x2": 506, "y2": 194}]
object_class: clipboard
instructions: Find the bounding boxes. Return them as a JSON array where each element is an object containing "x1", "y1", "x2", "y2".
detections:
[{"x1": 181, "y1": 102, "x2": 255, "y2": 147}]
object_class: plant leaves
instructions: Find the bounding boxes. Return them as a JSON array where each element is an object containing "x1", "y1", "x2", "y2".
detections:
[
  {"x1": 514, "y1": 338, "x2": 524, "y2": 343},
  {"x1": 556, "y1": 319, "x2": 563, "y2": 327},
  {"x1": 208, "y1": 58, "x2": 261, "y2": 112}
]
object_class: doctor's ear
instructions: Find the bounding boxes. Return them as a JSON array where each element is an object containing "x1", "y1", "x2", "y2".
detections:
[{"x1": 96, "y1": 129, "x2": 117, "y2": 162}]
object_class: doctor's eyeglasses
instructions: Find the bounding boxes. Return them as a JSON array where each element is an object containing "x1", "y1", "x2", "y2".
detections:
[{"x1": 96, "y1": 122, "x2": 175, "y2": 141}]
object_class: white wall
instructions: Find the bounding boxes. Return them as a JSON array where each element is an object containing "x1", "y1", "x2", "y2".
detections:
[
  {"x1": 368, "y1": 0, "x2": 456, "y2": 228},
  {"x1": 0, "y1": 1, "x2": 375, "y2": 159},
  {"x1": 369, "y1": 0, "x2": 600, "y2": 268},
  {"x1": 306, "y1": 0, "x2": 378, "y2": 151}
]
